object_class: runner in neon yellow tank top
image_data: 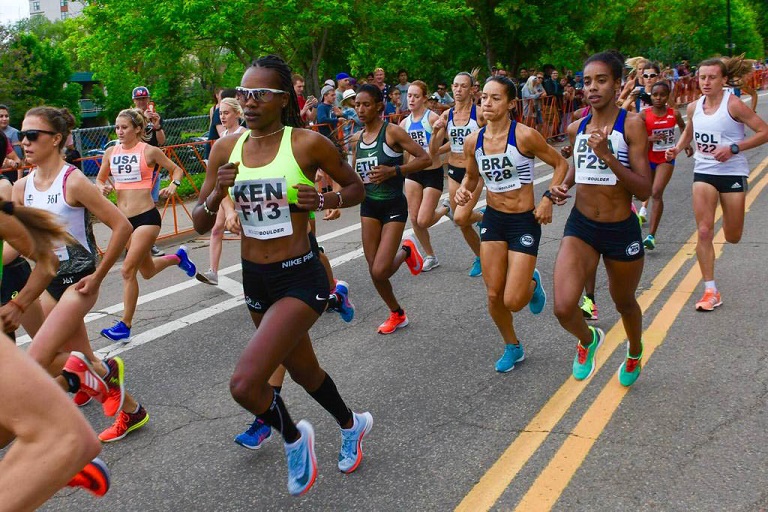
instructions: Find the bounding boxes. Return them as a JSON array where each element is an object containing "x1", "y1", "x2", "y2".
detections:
[{"x1": 193, "y1": 55, "x2": 370, "y2": 496}]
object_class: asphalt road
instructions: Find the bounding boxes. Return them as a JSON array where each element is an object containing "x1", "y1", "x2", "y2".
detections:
[{"x1": 31, "y1": 97, "x2": 768, "y2": 511}]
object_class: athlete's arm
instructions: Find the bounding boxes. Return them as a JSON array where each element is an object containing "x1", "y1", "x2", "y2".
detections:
[
  {"x1": 607, "y1": 114, "x2": 651, "y2": 200},
  {"x1": 429, "y1": 112, "x2": 448, "y2": 158},
  {"x1": 726, "y1": 94, "x2": 768, "y2": 153},
  {"x1": 379, "y1": 124, "x2": 431, "y2": 176},
  {"x1": 193, "y1": 136, "x2": 239, "y2": 235},
  {"x1": 668, "y1": 102, "x2": 696, "y2": 161},
  {"x1": 455, "y1": 131, "x2": 480, "y2": 206},
  {"x1": 145, "y1": 145, "x2": 185, "y2": 198},
  {"x1": 95, "y1": 147, "x2": 114, "y2": 196}
]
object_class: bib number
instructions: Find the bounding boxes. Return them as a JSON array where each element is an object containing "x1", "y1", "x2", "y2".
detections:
[
  {"x1": 477, "y1": 154, "x2": 522, "y2": 193},
  {"x1": 54, "y1": 246, "x2": 70, "y2": 262},
  {"x1": 574, "y1": 133, "x2": 619, "y2": 186},
  {"x1": 110, "y1": 154, "x2": 141, "y2": 183},
  {"x1": 449, "y1": 127, "x2": 471, "y2": 153},
  {"x1": 231, "y1": 178, "x2": 293, "y2": 240},
  {"x1": 694, "y1": 130, "x2": 722, "y2": 161},
  {"x1": 409, "y1": 129, "x2": 428, "y2": 149},
  {"x1": 652, "y1": 128, "x2": 675, "y2": 151},
  {"x1": 355, "y1": 156, "x2": 377, "y2": 184}
]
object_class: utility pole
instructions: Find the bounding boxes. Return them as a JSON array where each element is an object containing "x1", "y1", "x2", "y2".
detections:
[{"x1": 727, "y1": 0, "x2": 734, "y2": 56}]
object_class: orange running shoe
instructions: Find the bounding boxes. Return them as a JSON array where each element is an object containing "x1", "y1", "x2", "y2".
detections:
[
  {"x1": 695, "y1": 288, "x2": 722, "y2": 312},
  {"x1": 67, "y1": 457, "x2": 110, "y2": 497},
  {"x1": 401, "y1": 236, "x2": 423, "y2": 275},
  {"x1": 99, "y1": 406, "x2": 149, "y2": 443},
  {"x1": 377, "y1": 310, "x2": 408, "y2": 335},
  {"x1": 73, "y1": 390, "x2": 92, "y2": 407},
  {"x1": 101, "y1": 357, "x2": 125, "y2": 417},
  {"x1": 63, "y1": 352, "x2": 108, "y2": 403}
]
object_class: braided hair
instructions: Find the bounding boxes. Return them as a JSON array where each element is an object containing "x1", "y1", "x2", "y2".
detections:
[{"x1": 251, "y1": 55, "x2": 305, "y2": 128}]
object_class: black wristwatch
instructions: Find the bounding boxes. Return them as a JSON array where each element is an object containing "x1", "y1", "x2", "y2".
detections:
[
  {"x1": 172, "y1": 179, "x2": 182, "y2": 186},
  {"x1": 730, "y1": 143, "x2": 740, "y2": 154},
  {"x1": 542, "y1": 190, "x2": 554, "y2": 202}
]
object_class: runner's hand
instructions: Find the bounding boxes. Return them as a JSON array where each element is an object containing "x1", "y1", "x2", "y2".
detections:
[
  {"x1": 665, "y1": 147, "x2": 679, "y2": 162},
  {"x1": 455, "y1": 185, "x2": 471, "y2": 206},
  {"x1": 550, "y1": 183, "x2": 571, "y2": 202},
  {"x1": 225, "y1": 210, "x2": 241, "y2": 234},
  {"x1": 684, "y1": 145, "x2": 694, "y2": 157},
  {"x1": 711, "y1": 145, "x2": 734, "y2": 162},
  {"x1": 560, "y1": 145, "x2": 572, "y2": 158},
  {"x1": 369, "y1": 165, "x2": 394, "y2": 184},
  {"x1": 587, "y1": 127, "x2": 611, "y2": 160},
  {"x1": 0, "y1": 303, "x2": 22, "y2": 333},
  {"x1": 96, "y1": 180, "x2": 113, "y2": 196},
  {"x1": 433, "y1": 116, "x2": 446, "y2": 131},
  {"x1": 294, "y1": 183, "x2": 322, "y2": 210},
  {"x1": 74, "y1": 274, "x2": 102, "y2": 296},
  {"x1": 216, "y1": 161, "x2": 239, "y2": 192},
  {"x1": 159, "y1": 183, "x2": 177, "y2": 199},
  {"x1": 534, "y1": 199, "x2": 553, "y2": 225},
  {"x1": 323, "y1": 208, "x2": 341, "y2": 221}
]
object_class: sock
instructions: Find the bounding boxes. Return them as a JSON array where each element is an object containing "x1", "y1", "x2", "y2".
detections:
[
  {"x1": 586, "y1": 293, "x2": 595, "y2": 302},
  {"x1": 163, "y1": 254, "x2": 181, "y2": 264},
  {"x1": 401, "y1": 244, "x2": 411, "y2": 259},
  {"x1": 327, "y1": 293, "x2": 340, "y2": 311},
  {"x1": 256, "y1": 389, "x2": 300, "y2": 443},
  {"x1": 704, "y1": 280, "x2": 717, "y2": 292},
  {"x1": 308, "y1": 374, "x2": 353, "y2": 428},
  {"x1": 130, "y1": 403, "x2": 141, "y2": 414},
  {"x1": 393, "y1": 307, "x2": 404, "y2": 316},
  {"x1": 272, "y1": 385, "x2": 282, "y2": 394},
  {"x1": 61, "y1": 370, "x2": 80, "y2": 393}
]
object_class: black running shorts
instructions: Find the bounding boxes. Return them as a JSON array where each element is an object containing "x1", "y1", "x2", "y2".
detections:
[
  {"x1": 563, "y1": 207, "x2": 644, "y2": 262},
  {"x1": 480, "y1": 207, "x2": 541, "y2": 256}
]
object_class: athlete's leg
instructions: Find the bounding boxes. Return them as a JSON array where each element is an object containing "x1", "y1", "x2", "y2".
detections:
[
  {"x1": 648, "y1": 163, "x2": 674, "y2": 237},
  {"x1": 553, "y1": 236, "x2": 600, "y2": 346},
  {"x1": 692, "y1": 182, "x2": 719, "y2": 282},
  {"x1": 502, "y1": 250, "x2": 538, "y2": 312},
  {"x1": 362, "y1": 218, "x2": 407, "y2": 310},
  {"x1": 604, "y1": 257, "x2": 644, "y2": 357},
  {"x1": 209, "y1": 207, "x2": 226, "y2": 274},
  {"x1": 481, "y1": 242, "x2": 514, "y2": 342},
  {"x1": 405, "y1": 180, "x2": 432, "y2": 255},
  {"x1": 719, "y1": 190, "x2": 747, "y2": 244},
  {"x1": 418, "y1": 186, "x2": 445, "y2": 229},
  {"x1": 121, "y1": 225, "x2": 161, "y2": 327},
  {"x1": 449, "y1": 178, "x2": 482, "y2": 257}
]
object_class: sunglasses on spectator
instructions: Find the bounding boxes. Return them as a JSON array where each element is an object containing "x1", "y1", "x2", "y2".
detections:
[
  {"x1": 437, "y1": 86, "x2": 446, "y2": 90},
  {"x1": 19, "y1": 129, "x2": 57, "y2": 142},
  {"x1": 642, "y1": 73, "x2": 658, "y2": 79},
  {"x1": 235, "y1": 87, "x2": 288, "y2": 103}
]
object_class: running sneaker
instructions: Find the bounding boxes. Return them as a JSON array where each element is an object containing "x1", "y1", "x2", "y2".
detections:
[
  {"x1": 422, "y1": 255, "x2": 440, "y2": 272},
  {"x1": 338, "y1": 411, "x2": 373, "y2": 474},
  {"x1": 100, "y1": 320, "x2": 131, "y2": 342},
  {"x1": 643, "y1": 234, "x2": 656, "y2": 250},
  {"x1": 580, "y1": 296, "x2": 598, "y2": 321},
  {"x1": 196, "y1": 269, "x2": 218, "y2": 286},
  {"x1": 175, "y1": 245, "x2": 197, "y2": 277},
  {"x1": 284, "y1": 420, "x2": 318, "y2": 496},
  {"x1": 378, "y1": 310, "x2": 408, "y2": 334},
  {"x1": 234, "y1": 417, "x2": 272, "y2": 450},
  {"x1": 67, "y1": 457, "x2": 110, "y2": 497},
  {"x1": 695, "y1": 288, "x2": 722, "y2": 312},
  {"x1": 401, "y1": 236, "x2": 423, "y2": 275},
  {"x1": 73, "y1": 390, "x2": 92, "y2": 407},
  {"x1": 99, "y1": 406, "x2": 149, "y2": 442},
  {"x1": 64, "y1": 352, "x2": 108, "y2": 404},
  {"x1": 476, "y1": 206, "x2": 486, "y2": 231},
  {"x1": 469, "y1": 256, "x2": 482, "y2": 277},
  {"x1": 150, "y1": 244, "x2": 165, "y2": 257},
  {"x1": 529, "y1": 268, "x2": 546, "y2": 315},
  {"x1": 618, "y1": 341, "x2": 643, "y2": 387},
  {"x1": 495, "y1": 343, "x2": 525, "y2": 373},
  {"x1": 638, "y1": 205, "x2": 648, "y2": 225},
  {"x1": 334, "y1": 280, "x2": 355, "y2": 323},
  {"x1": 440, "y1": 198, "x2": 454, "y2": 221},
  {"x1": 102, "y1": 357, "x2": 125, "y2": 417},
  {"x1": 572, "y1": 326, "x2": 605, "y2": 381}
]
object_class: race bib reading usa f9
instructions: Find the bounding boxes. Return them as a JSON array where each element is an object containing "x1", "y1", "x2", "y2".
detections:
[
  {"x1": 231, "y1": 178, "x2": 293, "y2": 240},
  {"x1": 573, "y1": 132, "x2": 622, "y2": 186},
  {"x1": 110, "y1": 154, "x2": 142, "y2": 183}
]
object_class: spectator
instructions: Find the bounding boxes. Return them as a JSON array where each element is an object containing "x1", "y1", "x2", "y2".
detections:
[
  {"x1": 293, "y1": 74, "x2": 317, "y2": 122},
  {"x1": 339, "y1": 89, "x2": 362, "y2": 141},
  {"x1": 395, "y1": 69, "x2": 411, "y2": 110},
  {"x1": 204, "y1": 87, "x2": 237, "y2": 160},
  {"x1": 373, "y1": 67, "x2": 389, "y2": 99},
  {"x1": 542, "y1": 70, "x2": 564, "y2": 136},
  {"x1": 522, "y1": 74, "x2": 546, "y2": 131},
  {"x1": 517, "y1": 68, "x2": 529, "y2": 98},
  {"x1": 316, "y1": 84, "x2": 341, "y2": 138},
  {"x1": 0, "y1": 129, "x2": 21, "y2": 180},
  {"x1": 64, "y1": 134, "x2": 82, "y2": 171},
  {"x1": 427, "y1": 92, "x2": 440, "y2": 112},
  {"x1": 433, "y1": 81, "x2": 454, "y2": 113},
  {"x1": 0, "y1": 104, "x2": 23, "y2": 164},
  {"x1": 366, "y1": 72, "x2": 375, "y2": 84},
  {"x1": 573, "y1": 72, "x2": 584, "y2": 90},
  {"x1": 384, "y1": 87, "x2": 403, "y2": 118},
  {"x1": 335, "y1": 72, "x2": 353, "y2": 107}
]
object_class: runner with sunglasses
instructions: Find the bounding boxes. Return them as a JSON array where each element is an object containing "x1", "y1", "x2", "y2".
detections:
[
  {"x1": 430, "y1": 72, "x2": 487, "y2": 277},
  {"x1": 193, "y1": 55, "x2": 370, "y2": 496},
  {"x1": 96, "y1": 109, "x2": 198, "y2": 342},
  {"x1": 13, "y1": 107, "x2": 149, "y2": 442},
  {"x1": 665, "y1": 55, "x2": 768, "y2": 311},
  {"x1": 0, "y1": 200, "x2": 111, "y2": 509},
  {"x1": 455, "y1": 76, "x2": 568, "y2": 372}
]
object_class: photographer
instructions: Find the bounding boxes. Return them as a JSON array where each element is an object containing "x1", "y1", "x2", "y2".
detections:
[{"x1": 622, "y1": 62, "x2": 661, "y2": 112}]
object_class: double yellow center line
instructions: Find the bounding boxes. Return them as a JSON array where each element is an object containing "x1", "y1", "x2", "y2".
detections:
[{"x1": 456, "y1": 156, "x2": 768, "y2": 512}]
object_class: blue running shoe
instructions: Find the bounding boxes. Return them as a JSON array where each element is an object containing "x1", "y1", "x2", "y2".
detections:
[
  {"x1": 469, "y1": 256, "x2": 482, "y2": 277},
  {"x1": 643, "y1": 234, "x2": 656, "y2": 250},
  {"x1": 175, "y1": 245, "x2": 197, "y2": 277},
  {"x1": 338, "y1": 411, "x2": 373, "y2": 473},
  {"x1": 334, "y1": 280, "x2": 355, "y2": 323},
  {"x1": 495, "y1": 343, "x2": 525, "y2": 372},
  {"x1": 234, "y1": 417, "x2": 272, "y2": 450},
  {"x1": 285, "y1": 420, "x2": 317, "y2": 496},
  {"x1": 529, "y1": 268, "x2": 546, "y2": 315},
  {"x1": 100, "y1": 321, "x2": 131, "y2": 342}
]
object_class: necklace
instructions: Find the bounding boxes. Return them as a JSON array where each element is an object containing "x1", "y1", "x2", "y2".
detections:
[{"x1": 249, "y1": 126, "x2": 285, "y2": 140}]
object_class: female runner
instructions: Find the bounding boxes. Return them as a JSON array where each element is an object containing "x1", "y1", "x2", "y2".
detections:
[
  {"x1": 400, "y1": 80, "x2": 445, "y2": 271},
  {"x1": 666, "y1": 55, "x2": 768, "y2": 311},
  {"x1": 551, "y1": 51, "x2": 652, "y2": 387},
  {"x1": 430, "y1": 72, "x2": 486, "y2": 276},
  {"x1": 96, "y1": 108, "x2": 198, "y2": 341},
  {"x1": 456, "y1": 76, "x2": 568, "y2": 372},
  {"x1": 350, "y1": 84, "x2": 431, "y2": 333},
  {"x1": 193, "y1": 55, "x2": 369, "y2": 496}
]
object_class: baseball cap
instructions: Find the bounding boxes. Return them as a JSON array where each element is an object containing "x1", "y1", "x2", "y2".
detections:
[
  {"x1": 336, "y1": 72, "x2": 350, "y2": 81},
  {"x1": 324, "y1": 79, "x2": 335, "y2": 87},
  {"x1": 429, "y1": 92, "x2": 441, "y2": 100},
  {"x1": 342, "y1": 89, "x2": 356, "y2": 101},
  {"x1": 132, "y1": 86, "x2": 150, "y2": 99},
  {"x1": 321, "y1": 85, "x2": 335, "y2": 97}
]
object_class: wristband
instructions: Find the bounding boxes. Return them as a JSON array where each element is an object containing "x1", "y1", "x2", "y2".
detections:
[
  {"x1": 0, "y1": 201, "x2": 14, "y2": 215},
  {"x1": 172, "y1": 179, "x2": 182, "y2": 186},
  {"x1": 395, "y1": 165, "x2": 403, "y2": 177},
  {"x1": 542, "y1": 190, "x2": 554, "y2": 202},
  {"x1": 316, "y1": 192, "x2": 325, "y2": 211},
  {"x1": 335, "y1": 191, "x2": 343, "y2": 208},
  {"x1": 8, "y1": 298, "x2": 25, "y2": 314},
  {"x1": 202, "y1": 198, "x2": 218, "y2": 216}
]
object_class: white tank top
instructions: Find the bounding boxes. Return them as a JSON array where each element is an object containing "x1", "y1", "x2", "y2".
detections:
[
  {"x1": 693, "y1": 90, "x2": 747, "y2": 176},
  {"x1": 474, "y1": 121, "x2": 534, "y2": 193},
  {"x1": 24, "y1": 165, "x2": 97, "y2": 274},
  {"x1": 447, "y1": 105, "x2": 480, "y2": 154}
]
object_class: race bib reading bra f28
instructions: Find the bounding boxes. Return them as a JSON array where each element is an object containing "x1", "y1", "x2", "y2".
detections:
[{"x1": 232, "y1": 178, "x2": 293, "y2": 240}]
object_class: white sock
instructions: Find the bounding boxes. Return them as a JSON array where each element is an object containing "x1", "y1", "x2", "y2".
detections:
[{"x1": 704, "y1": 280, "x2": 717, "y2": 292}]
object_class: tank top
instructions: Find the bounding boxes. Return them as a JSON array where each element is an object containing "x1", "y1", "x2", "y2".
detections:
[
  {"x1": 692, "y1": 90, "x2": 748, "y2": 176},
  {"x1": 355, "y1": 121, "x2": 404, "y2": 201},
  {"x1": 404, "y1": 109, "x2": 433, "y2": 149},
  {"x1": 228, "y1": 127, "x2": 314, "y2": 240},
  {"x1": 474, "y1": 121, "x2": 534, "y2": 194},
  {"x1": 645, "y1": 107, "x2": 677, "y2": 164},
  {"x1": 447, "y1": 105, "x2": 480, "y2": 154},
  {"x1": 110, "y1": 141, "x2": 154, "y2": 190},
  {"x1": 574, "y1": 109, "x2": 631, "y2": 186},
  {"x1": 24, "y1": 165, "x2": 97, "y2": 275}
]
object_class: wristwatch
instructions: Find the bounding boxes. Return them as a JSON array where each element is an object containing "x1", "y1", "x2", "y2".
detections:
[
  {"x1": 730, "y1": 143, "x2": 740, "y2": 154},
  {"x1": 172, "y1": 179, "x2": 182, "y2": 186}
]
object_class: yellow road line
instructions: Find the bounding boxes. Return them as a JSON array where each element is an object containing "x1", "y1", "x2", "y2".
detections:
[
  {"x1": 514, "y1": 165, "x2": 768, "y2": 511},
  {"x1": 455, "y1": 156, "x2": 768, "y2": 512}
]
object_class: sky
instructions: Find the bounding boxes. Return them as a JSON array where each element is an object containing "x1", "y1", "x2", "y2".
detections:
[{"x1": 1, "y1": 0, "x2": 29, "y2": 25}]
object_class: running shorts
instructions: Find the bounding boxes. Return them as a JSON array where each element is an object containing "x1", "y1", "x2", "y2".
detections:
[
  {"x1": 447, "y1": 164, "x2": 466, "y2": 184},
  {"x1": 46, "y1": 267, "x2": 96, "y2": 302},
  {"x1": 1, "y1": 256, "x2": 31, "y2": 305},
  {"x1": 359, "y1": 195, "x2": 408, "y2": 224},
  {"x1": 128, "y1": 207, "x2": 162, "y2": 231},
  {"x1": 406, "y1": 167, "x2": 444, "y2": 191},
  {"x1": 650, "y1": 160, "x2": 674, "y2": 172},
  {"x1": 480, "y1": 207, "x2": 541, "y2": 256},
  {"x1": 694, "y1": 173, "x2": 748, "y2": 193},
  {"x1": 563, "y1": 207, "x2": 644, "y2": 262}
]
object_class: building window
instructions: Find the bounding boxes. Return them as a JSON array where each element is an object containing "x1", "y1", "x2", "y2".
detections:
[
  {"x1": 31, "y1": 1, "x2": 41, "y2": 11},
  {"x1": 60, "y1": 0, "x2": 67, "y2": 5},
  {"x1": 61, "y1": 11, "x2": 68, "y2": 19}
]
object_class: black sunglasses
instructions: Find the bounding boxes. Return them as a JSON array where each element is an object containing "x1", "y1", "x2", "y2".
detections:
[
  {"x1": 19, "y1": 129, "x2": 57, "y2": 142},
  {"x1": 235, "y1": 87, "x2": 287, "y2": 103}
]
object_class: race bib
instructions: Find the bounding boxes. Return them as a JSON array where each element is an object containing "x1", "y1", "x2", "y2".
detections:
[
  {"x1": 409, "y1": 129, "x2": 428, "y2": 149},
  {"x1": 652, "y1": 128, "x2": 675, "y2": 151},
  {"x1": 110, "y1": 154, "x2": 142, "y2": 183},
  {"x1": 449, "y1": 126, "x2": 472, "y2": 153},
  {"x1": 573, "y1": 132, "x2": 621, "y2": 186},
  {"x1": 355, "y1": 156, "x2": 377, "y2": 184},
  {"x1": 231, "y1": 178, "x2": 293, "y2": 240},
  {"x1": 477, "y1": 153, "x2": 522, "y2": 193},
  {"x1": 53, "y1": 246, "x2": 70, "y2": 262},
  {"x1": 694, "y1": 130, "x2": 722, "y2": 161}
]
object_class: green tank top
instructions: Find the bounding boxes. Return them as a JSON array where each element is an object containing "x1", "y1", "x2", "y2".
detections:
[
  {"x1": 355, "y1": 121, "x2": 405, "y2": 201},
  {"x1": 228, "y1": 127, "x2": 314, "y2": 240}
]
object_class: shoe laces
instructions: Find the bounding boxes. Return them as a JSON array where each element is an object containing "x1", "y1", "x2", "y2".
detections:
[
  {"x1": 577, "y1": 343, "x2": 589, "y2": 364},
  {"x1": 109, "y1": 411, "x2": 130, "y2": 434},
  {"x1": 245, "y1": 418, "x2": 266, "y2": 436},
  {"x1": 340, "y1": 426, "x2": 359, "y2": 458},
  {"x1": 286, "y1": 439, "x2": 306, "y2": 475},
  {"x1": 625, "y1": 357, "x2": 640, "y2": 373}
]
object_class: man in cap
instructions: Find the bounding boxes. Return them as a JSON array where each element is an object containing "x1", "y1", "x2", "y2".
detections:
[{"x1": 335, "y1": 73, "x2": 352, "y2": 107}]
